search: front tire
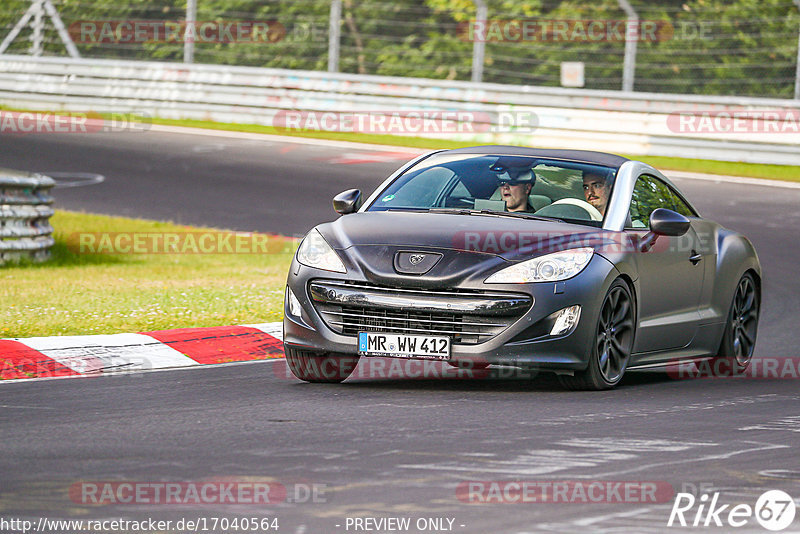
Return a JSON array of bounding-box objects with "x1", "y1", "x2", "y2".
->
[
  {"x1": 711, "y1": 273, "x2": 758, "y2": 376},
  {"x1": 559, "y1": 279, "x2": 635, "y2": 390},
  {"x1": 284, "y1": 346, "x2": 360, "y2": 383}
]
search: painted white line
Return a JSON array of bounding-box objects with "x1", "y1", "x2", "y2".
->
[
  {"x1": 149, "y1": 124, "x2": 800, "y2": 189},
  {"x1": 44, "y1": 171, "x2": 106, "y2": 188},
  {"x1": 0, "y1": 373, "x2": 94, "y2": 386},
  {"x1": 585, "y1": 441, "x2": 789, "y2": 479},
  {"x1": 148, "y1": 124, "x2": 426, "y2": 154},
  {"x1": 20, "y1": 333, "x2": 196, "y2": 374},
  {"x1": 667, "y1": 170, "x2": 800, "y2": 189},
  {"x1": 0, "y1": 354, "x2": 285, "y2": 386},
  {"x1": 0, "y1": 404, "x2": 58, "y2": 409},
  {"x1": 739, "y1": 415, "x2": 800, "y2": 433}
]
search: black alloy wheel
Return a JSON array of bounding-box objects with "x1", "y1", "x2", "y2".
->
[
  {"x1": 559, "y1": 279, "x2": 635, "y2": 390},
  {"x1": 712, "y1": 273, "x2": 758, "y2": 376}
]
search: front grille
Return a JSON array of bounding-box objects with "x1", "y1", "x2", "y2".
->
[{"x1": 309, "y1": 280, "x2": 532, "y2": 345}]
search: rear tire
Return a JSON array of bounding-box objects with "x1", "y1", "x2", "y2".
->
[
  {"x1": 710, "y1": 273, "x2": 758, "y2": 376},
  {"x1": 284, "y1": 346, "x2": 360, "y2": 383},
  {"x1": 559, "y1": 279, "x2": 635, "y2": 391}
]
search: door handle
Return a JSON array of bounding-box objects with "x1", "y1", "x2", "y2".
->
[{"x1": 689, "y1": 250, "x2": 702, "y2": 264}]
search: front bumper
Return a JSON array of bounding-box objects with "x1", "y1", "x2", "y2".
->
[{"x1": 283, "y1": 255, "x2": 619, "y2": 371}]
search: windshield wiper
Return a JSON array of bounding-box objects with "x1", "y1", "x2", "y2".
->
[
  {"x1": 427, "y1": 208, "x2": 476, "y2": 215},
  {"x1": 385, "y1": 207, "x2": 430, "y2": 212},
  {"x1": 475, "y1": 210, "x2": 562, "y2": 222},
  {"x1": 426, "y1": 208, "x2": 562, "y2": 223}
]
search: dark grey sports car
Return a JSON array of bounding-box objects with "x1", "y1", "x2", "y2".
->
[{"x1": 283, "y1": 146, "x2": 761, "y2": 389}]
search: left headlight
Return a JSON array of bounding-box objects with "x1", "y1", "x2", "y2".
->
[
  {"x1": 296, "y1": 229, "x2": 347, "y2": 273},
  {"x1": 485, "y1": 247, "x2": 593, "y2": 284}
]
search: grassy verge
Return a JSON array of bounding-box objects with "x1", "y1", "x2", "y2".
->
[
  {"x1": 2, "y1": 105, "x2": 797, "y2": 181},
  {"x1": 151, "y1": 117, "x2": 800, "y2": 182},
  {"x1": 1, "y1": 211, "x2": 294, "y2": 338}
]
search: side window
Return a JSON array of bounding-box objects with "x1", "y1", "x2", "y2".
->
[
  {"x1": 372, "y1": 166, "x2": 454, "y2": 208},
  {"x1": 628, "y1": 175, "x2": 675, "y2": 229},
  {"x1": 667, "y1": 188, "x2": 697, "y2": 217}
]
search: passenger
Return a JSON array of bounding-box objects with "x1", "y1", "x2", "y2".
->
[{"x1": 582, "y1": 171, "x2": 612, "y2": 216}]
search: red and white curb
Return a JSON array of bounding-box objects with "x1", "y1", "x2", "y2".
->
[{"x1": 0, "y1": 322, "x2": 284, "y2": 382}]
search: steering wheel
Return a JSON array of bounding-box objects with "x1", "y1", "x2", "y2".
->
[{"x1": 549, "y1": 198, "x2": 603, "y2": 221}]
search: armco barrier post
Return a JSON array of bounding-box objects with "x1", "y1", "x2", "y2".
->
[{"x1": 0, "y1": 168, "x2": 55, "y2": 265}]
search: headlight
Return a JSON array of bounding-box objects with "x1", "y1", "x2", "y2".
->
[
  {"x1": 485, "y1": 247, "x2": 593, "y2": 283},
  {"x1": 296, "y1": 229, "x2": 347, "y2": 273}
]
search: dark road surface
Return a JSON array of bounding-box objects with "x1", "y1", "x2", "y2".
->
[{"x1": 1, "y1": 127, "x2": 799, "y2": 533}]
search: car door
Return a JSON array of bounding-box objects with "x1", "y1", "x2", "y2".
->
[{"x1": 626, "y1": 174, "x2": 705, "y2": 353}]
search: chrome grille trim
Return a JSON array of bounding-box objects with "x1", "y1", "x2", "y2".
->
[
  {"x1": 327, "y1": 321, "x2": 491, "y2": 337},
  {"x1": 322, "y1": 309, "x2": 507, "y2": 328},
  {"x1": 309, "y1": 280, "x2": 532, "y2": 345},
  {"x1": 309, "y1": 280, "x2": 530, "y2": 316}
]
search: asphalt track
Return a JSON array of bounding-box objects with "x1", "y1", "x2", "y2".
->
[{"x1": 1, "y1": 128, "x2": 800, "y2": 533}]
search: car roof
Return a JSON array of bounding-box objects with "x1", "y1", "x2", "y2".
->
[{"x1": 441, "y1": 145, "x2": 630, "y2": 169}]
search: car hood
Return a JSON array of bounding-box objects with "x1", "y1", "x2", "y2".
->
[
  {"x1": 324, "y1": 212, "x2": 610, "y2": 258},
  {"x1": 315, "y1": 212, "x2": 614, "y2": 288}
]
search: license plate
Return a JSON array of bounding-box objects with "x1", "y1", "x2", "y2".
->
[{"x1": 357, "y1": 332, "x2": 450, "y2": 360}]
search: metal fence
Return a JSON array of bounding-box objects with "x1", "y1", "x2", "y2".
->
[
  {"x1": 1, "y1": 55, "x2": 798, "y2": 165},
  {"x1": 1, "y1": 0, "x2": 800, "y2": 99},
  {"x1": 0, "y1": 168, "x2": 55, "y2": 264}
]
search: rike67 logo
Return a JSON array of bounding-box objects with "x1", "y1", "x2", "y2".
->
[{"x1": 668, "y1": 489, "x2": 796, "y2": 531}]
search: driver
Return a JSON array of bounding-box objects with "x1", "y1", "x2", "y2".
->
[
  {"x1": 582, "y1": 170, "x2": 612, "y2": 216},
  {"x1": 498, "y1": 170, "x2": 536, "y2": 212}
]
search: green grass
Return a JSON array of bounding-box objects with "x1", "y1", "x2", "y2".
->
[
  {"x1": 618, "y1": 155, "x2": 800, "y2": 183},
  {"x1": 1, "y1": 211, "x2": 295, "y2": 338}
]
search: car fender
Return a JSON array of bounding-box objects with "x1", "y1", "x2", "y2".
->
[
  {"x1": 583, "y1": 250, "x2": 637, "y2": 322},
  {"x1": 594, "y1": 244, "x2": 639, "y2": 319},
  {"x1": 712, "y1": 229, "x2": 761, "y2": 318}
]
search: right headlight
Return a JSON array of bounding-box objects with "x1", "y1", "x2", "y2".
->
[
  {"x1": 296, "y1": 229, "x2": 347, "y2": 273},
  {"x1": 485, "y1": 247, "x2": 593, "y2": 283}
]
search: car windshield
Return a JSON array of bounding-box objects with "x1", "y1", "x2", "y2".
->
[{"x1": 366, "y1": 153, "x2": 618, "y2": 226}]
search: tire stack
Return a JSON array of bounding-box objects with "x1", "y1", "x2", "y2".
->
[{"x1": 0, "y1": 168, "x2": 55, "y2": 265}]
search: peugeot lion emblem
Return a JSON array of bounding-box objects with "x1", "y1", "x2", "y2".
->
[{"x1": 409, "y1": 254, "x2": 426, "y2": 265}]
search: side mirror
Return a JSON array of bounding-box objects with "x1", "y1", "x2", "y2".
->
[
  {"x1": 333, "y1": 189, "x2": 362, "y2": 215},
  {"x1": 650, "y1": 208, "x2": 690, "y2": 237},
  {"x1": 639, "y1": 208, "x2": 690, "y2": 252}
]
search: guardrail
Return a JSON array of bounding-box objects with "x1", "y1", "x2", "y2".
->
[
  {"x1": 0, "y1": 55, "x2": 798, "y2": 165},
  {"x1": 0, "y1": 168, "x2": 55, "y2": 264}
]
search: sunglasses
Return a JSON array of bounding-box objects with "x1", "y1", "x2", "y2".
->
[{"x1": 497, "y1": 180, "x2": 529, "y2": 187}]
